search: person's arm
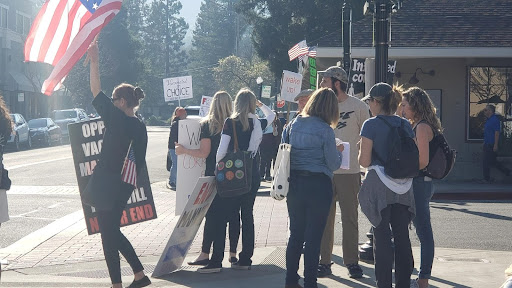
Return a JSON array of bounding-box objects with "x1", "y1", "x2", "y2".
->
[
  {"x1": 494, "y1": 131, "x2": 500, "y2": 152},
  {"x1": 257, "y1": 101, "x2": 275, "y2": 129},
  {"x1": 87, "y1": 41, "x2": 101, "y2": 98},
  {"x1": 216, "y1": 134, "x2": 231, "y2": 163},
  {"x1": 416, "y1": 123, "x2": 432, "y2": 170},
  {"x1": 175, "y1": 138, "x2": 211, "y2": 158},
  {"x1": 358, "y1": 136, "x2": 373, "y2": 168},
  {"x1": 324, "y1": 129, "x2": 343, "y2": 171}
]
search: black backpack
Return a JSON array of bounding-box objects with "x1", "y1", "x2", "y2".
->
[
  {"x1": 416, "y1": 123, "x2": 456, "y2": 179},
  {"x1": 374, "y1": 116, "x2": 419, "y2": 179}
]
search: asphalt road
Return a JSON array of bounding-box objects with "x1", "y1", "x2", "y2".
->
[{"x1": 1, "y1": 126, "x2": 511, "y2": 252}]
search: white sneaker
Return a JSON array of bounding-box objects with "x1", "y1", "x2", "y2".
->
[{"x1": 410, "y1": 279, "x2": 419, "y2": 288}]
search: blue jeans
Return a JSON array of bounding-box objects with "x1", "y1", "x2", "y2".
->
[
  {"x1": 168, "y1": 149, "x2": 177, "y2": 185},
  {"x1": 286, "y1": 171, "x2": 333, "y2": 288},
  {"x1": 412, "y1": 176, "x2": 434, "y2": 279}
]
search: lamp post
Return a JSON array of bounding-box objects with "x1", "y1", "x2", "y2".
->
[{"x1": 256, "y1": 76, "x2": 263, "y2": 100}]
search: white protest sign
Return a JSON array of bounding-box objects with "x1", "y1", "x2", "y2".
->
[
  {"x1": 280, "y1": 70, "x2": 302, "y2": 102},
  {"x1": 199, "y1": 96, "x2": 212, "y2": 117},
  {"x1": 176, "y1": 119, "x2": 205, "y2": 215},
  {"x1": 152, "y1": 177, "x2": 216, "y2": 277},
  {"x1": 261, "y1": 85, "x2": 271, "y2": 98},
  {"x1": 163, "y1": 76, "x2": 193, "y2": 102}
]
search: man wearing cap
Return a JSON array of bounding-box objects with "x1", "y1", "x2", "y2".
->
[
  {"x1": 317, "y1": 66, "x2": 370, "y2": 279},
  {"x1": 295, "y1": 89, "x2": 314, "y2": 114}
]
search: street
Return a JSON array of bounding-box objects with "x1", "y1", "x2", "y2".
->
[{"x1": 1, "y1": 126, "x2": 511, "y2": 253}]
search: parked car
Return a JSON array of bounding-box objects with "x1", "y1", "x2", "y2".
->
[
  {"x1": 7, "y1": 113, "x2": 31, "y2": 150},
  {"x1": 28, "y1": 118, "x2": 62, "y2": 147},
  {"x1": 53, "y1": 108, "x2": 89, "y2": 141}
]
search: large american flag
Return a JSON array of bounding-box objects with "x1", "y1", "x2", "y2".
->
[
  {"x1": 24, "y1": 0, "x2": 123, "y2": 96},
  {"x1": 122, "y1": 143, "x2": 137, "y2": 187}
]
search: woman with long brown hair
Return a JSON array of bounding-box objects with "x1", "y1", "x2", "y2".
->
[
  {"x1": 0, "y1": 95, "x2": 12, "y2": 226},
  {"x1": 401, "y1": 87, "x2": 442, "y2": 288}
]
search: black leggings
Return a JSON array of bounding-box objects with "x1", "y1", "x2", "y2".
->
[
  {"x1": 202, "y1": 194, "x2": 240, "y2": 254},
  {"x1": 97, "y1": 204, "x2": 144, "y2": 284}
]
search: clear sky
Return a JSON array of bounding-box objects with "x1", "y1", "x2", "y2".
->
[{"x1": 179, "y1": 0, "x2": 202, "y2": 47}]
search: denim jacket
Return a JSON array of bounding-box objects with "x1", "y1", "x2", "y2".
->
[{"x1": 282, "y1": 116, "x2": 342, "y2": 178}]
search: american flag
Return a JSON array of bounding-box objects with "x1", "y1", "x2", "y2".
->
[
  {"x1": 24, "y1": 0, "x2": 123, "y2": 96},
  {"x1": 122, "y1": 143, "x2": 137, "y2": 187},
  {"x1": 288, "y1": 40, "x2": 308, "y2": 61},
  {"x1": 307, "y1": 46, "x2": 317, "y2": 58}
]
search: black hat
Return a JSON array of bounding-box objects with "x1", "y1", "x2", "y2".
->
[{"x1": 361, "y1": 82, "x2": 392, "y2": 101}]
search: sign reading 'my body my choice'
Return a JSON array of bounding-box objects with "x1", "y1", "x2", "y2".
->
[
  {"x1": 163, "y1": 76, "x2": 193, "y2": 102},
  {"x1": 69, "y1": 119, "x2": 157, "y2": 235}
]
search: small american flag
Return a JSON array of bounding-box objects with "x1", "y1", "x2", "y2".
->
[
  {"x1": 288, "y1": 40, "x2": 308, "y2": 61},
  {"x1": 121, "y1": 143, "x2": 137, "y2": 187},
  {"x1": 24, "y1": 0, "x2": 123, "y2": 95},
  {"x1": 307, "y1": 46, "x2": 317, "y2": 58}
]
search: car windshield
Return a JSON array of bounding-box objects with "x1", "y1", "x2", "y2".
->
[
  {"x1": 54, "y1": 111, "x2": 77, "y2": 120},
  {"x1": 9, "y1": 114, "x2": 18, "y2": 122},
  {"x1": 28, "y1": 119, "x2": 47, "y2": 128}
]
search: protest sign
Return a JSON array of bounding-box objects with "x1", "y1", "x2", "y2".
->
[
  {"x1": 153, "y1": 177, "x2": 216, "y2": 277},
  {"x1": 176, "y1": 119, "x2": 205, "y2": 215},
  {"x1": 163, "y1": 76, "x2": 193, "y2": 102},
  {"x1": 199, "y1": 96, "x2": 212, "y2": 117},
  {"x1": 69, "y1": 119, "x2": 157, "y2": 235},
  {"x1": 309, "y1": 57, "x2": 317, "y2": 90},
  {"x1": 261, "y1": 85, "x2": 271, "y2": 98},
  {"x1": 280, "y1": 70, "x2": 302, "y2": 102}
]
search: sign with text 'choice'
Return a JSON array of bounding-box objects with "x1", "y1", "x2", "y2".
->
[
  {"x1": 280, "y1": 70, "x2": 302, "y2": 102},
  {"x1": 199, "y1": 96, "x2": 212, "y2": 117},
  {"x1": 176, "y1": 119, "x2": 206, "y2": 215},
  {"x1": 152, "y1": 177, "x2": 216, "y2": 277},
  {"x1": 69, "y1": 119, "x2": 157, "y2": 235},
  {"x1": 163, "y1": 76, "x2": 193, "y2": 102}
]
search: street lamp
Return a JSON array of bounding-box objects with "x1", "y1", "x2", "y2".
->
[{"x1": 256, "y1": 76, "x2": 263, "y2": 100}]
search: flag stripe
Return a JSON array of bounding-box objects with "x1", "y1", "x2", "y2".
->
[
  {"x1": 37, "y1": 0, "x2": 69, "y2": 62},
  {"x1": 52, "y1": 2, "x2": 84, "y2": 65},
  {"x1": 38, "y1": 1, "x2": 121, "y2": 95},
  {"x1": 24, "y1": 0, "x2": 50, "y2": 61},
  {"x1": 27, "y1": 0, "x2": 62, "y2": 61},
  {"x1": 44, "y1": 0, "x2": 79, "y2": 64}
]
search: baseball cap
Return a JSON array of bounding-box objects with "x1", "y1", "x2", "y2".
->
[
  {"x1": 318, "y1": 66, "x2": 348, "y2": 84},
  {"x1": 361, "y1": 82, "x2": 393, "y2": 101},
  {"x1": 293, "y1": 89, "x2": 314, "y2": 102}
]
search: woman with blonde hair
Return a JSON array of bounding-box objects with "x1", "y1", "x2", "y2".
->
[
  {"x1": 200, "y1": 88, "x2": 274, "y2": 273},
  {"x1": 359, "y1": 83, "x2": 415, "y2": 288},
  {"x1": 175, "y1": 91, "x2": 240, "y2": 268},
  {"x1": 401, "y1": 87, "x2": 442, "y2": 288},
  {"x1": 284, "y1": 87, "x2": 344, "y2": 288}
]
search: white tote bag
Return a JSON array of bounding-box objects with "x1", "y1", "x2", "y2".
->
[{"x1": 271, "y1": 143, "x2": 291, "y2": 200}]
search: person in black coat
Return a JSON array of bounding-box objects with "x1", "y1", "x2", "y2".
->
[
  {"x1": 87, "y1": 40, "x2": 151, "y2": 288},
  {"x1": 167, "y1": 107, "x2": 187, "y2": 190}
]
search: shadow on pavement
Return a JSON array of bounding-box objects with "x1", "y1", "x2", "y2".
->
[{"x1": 430, "y1": 205, "x2": 512, "y2": 221}]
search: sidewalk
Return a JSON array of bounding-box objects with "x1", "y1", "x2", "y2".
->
[{"x1": 0, "y1": 181, "x2": 511, "y2": 287}]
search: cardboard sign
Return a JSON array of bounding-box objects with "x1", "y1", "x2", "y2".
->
[
  {"x1": 176, "y1": 119, "x2": 206, "y2": 215},
  {"x1": 152, "y1": 177, "x2": 216, "y2": 277},
  {"x1": 163, "y1": 76, "x2": 193, "y2": 102},
  {"x1": 199, "y1": 96, "x2": 212, "y2": 117},
  {"x1": 69, "y1": 119, "x2": 157, "y2": 235},
  {"x1": 280, "y1": 70, "x2": 302, "y2": 102}
]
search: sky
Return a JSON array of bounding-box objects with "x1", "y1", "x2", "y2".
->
[{"x1": 179, "y1": 0, "x2": 202, "y2": 47}]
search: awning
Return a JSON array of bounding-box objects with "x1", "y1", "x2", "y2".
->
[{"x1": 8, "y1": 71, "x2": 35, "y2": 92}]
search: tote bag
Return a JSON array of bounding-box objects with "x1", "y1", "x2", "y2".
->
[
  {"x1": 216, "y1": 119, "x2": 253, "y2": 198},
  {"x1": 271, "y1": 142, "x2": 291, "y2": 200}
]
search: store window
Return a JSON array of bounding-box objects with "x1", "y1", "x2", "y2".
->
[
  {"x1": 0, "y1": 6, "x2": 8, "y2": 28},
  {"x1": 16, "y1": 12, "x2": 30, "y2": 35},
  {"x1": 468, "y1": 66, "x2": 512, "y2": 155}
]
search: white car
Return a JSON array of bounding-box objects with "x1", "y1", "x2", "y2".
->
[
  {"x1": 7, "y1": 113, "x2": 31, "y2": 150},
  {"x1": 53, "y1": 108, "x2": 90, "y2": 141}
]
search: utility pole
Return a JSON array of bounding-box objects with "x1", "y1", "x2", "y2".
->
[
  {"x1": 374, "y1": 0, "x2": 391, "y2": 83},
  {"x1": 342, "y1": 0, "x2": 352, "y2": 74},
  {"x1": 165, "y1": 0, "x2": 170, "y2": 77}
]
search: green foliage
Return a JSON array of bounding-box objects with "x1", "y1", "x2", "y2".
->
[
  {"x1": 235, "y1": 0, "x2": 365, "y2": 78},
  {"x1": 213, "y1": 55, "x2": 274, "y2": 97}
]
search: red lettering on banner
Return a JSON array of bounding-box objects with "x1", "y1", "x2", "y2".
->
[
  {"x1": 130, "y1": 208, "x2": 137, "y2": 222},
  {"x1": 144, "y1": 204, "x2": 154, "y2": 218},
  {"x1": 194, "y1": 183, "x2": 208, "y2": 205},
  {"x1": 120, "y1": 210, "x2": 128, "y2": 225},
  {"x1": 135, "y1": 206, "x2": 145, "y2": 221},
  {"x1": 89, "y1": 217, "x2": 99, "y2": 233}
]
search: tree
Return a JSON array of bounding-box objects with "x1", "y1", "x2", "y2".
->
[
  {"x1": 235, "y1": 0, "x2": 365, "y2": 78},
  {"x1": 212, "y1": 55, "x2": 274, "y2": 97},
  {"x1": 188, "y1": 0, "x2": 245, "y2": 98}
]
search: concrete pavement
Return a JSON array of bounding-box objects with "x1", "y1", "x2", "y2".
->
[{"x1": 1, "y1": 181, "x2": 511, "y2": 287}]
